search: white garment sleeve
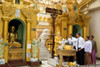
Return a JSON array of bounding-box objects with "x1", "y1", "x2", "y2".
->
[
  {"x1": 89, "y1": 41, "x2": 92, "y2": 53},
  {"x1": 81, "y1": 38, "x2": 85, "y2": 49},
  {"x1": 68, "y1": 38, "x2": 76, "y2": 43}
]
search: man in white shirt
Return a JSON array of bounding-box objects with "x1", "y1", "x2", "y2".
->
[
  {"x1": 67, "y1": 34, "x2": 77, "y2": 62},
  {"x1": 68, "y1": 34, "x2": 77, "y2": 49},
  {"x1": 76, "y1": 33, "x2": 85, "y2": 65}
]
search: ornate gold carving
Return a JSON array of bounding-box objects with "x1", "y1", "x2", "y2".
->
[
  {"x1": 22, "y1": 7, "x2": 39, "y2": 19},
  {"x1": 2, "y1": 3, "x2": 15, "y2": 17},
  {"x1": 79, "y1": 0, "x2": 93, "y2": 8},
  {"x1": 22, "y1": 7, "x2": 34, "y2": 19}
]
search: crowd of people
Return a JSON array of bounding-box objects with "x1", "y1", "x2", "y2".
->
[{"x1": 67, "y1": 33, "x2": 97, "y2": 65}]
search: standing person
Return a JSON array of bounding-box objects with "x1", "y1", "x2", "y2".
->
[
  {"x1": 68, "y1": 34, "x2": 77, "y2": 49},
  {"x1": 90, "y1": 35, "x2": 97, "y2": 64},
  {"x1": 76, "y1": 33, "x2": 85, "y2": 65},
  {"x1": 84, "y1": 36, "x2": 92, "y2": 65},
  {"x1": 67, "y1": 34, "x2": 77, "y2": 62}
]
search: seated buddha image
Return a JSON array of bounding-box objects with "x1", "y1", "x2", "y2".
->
[{"x1": 8, "y1": 26, "x2": 21, "y2": 48}]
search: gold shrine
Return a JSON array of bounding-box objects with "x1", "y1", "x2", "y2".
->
[
  {"x1": 0, "y1": 0, "x2": 39, "y2": 63},
  {"x1": 0, "y1": 0, "x2": 94, "y2": 65},
  {"x1": 46, "y1": 0, "x2": 91, "y2": 55}
]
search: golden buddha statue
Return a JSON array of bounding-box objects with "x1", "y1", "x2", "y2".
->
[
  {"x1": 8, "y1": 26, "x2": 17, "y2": 43},
  {"x1": 8, "y1": 26, "x2": 21, "y2": 48},
  {"x1": 54, "y1": 32, "x2": 62, "y2": 56}
]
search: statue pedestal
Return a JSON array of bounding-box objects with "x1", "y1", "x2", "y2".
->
[
  {"x1": 26, "y1": 61, "x2": 40, "y2": 66},
  {"x1": 8, "y1": 60, "x2": 27, "y2": 67},
  {"x1": 0, "y1": 64, "x2": 8, "y2": 67},
  {"x1": 9, "y1": 48, "x2": 23, "y2": 61}
]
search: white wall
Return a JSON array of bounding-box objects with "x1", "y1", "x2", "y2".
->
[
  {"x1": 89, "y1": 7, "x2": 100, "y2": 58},
  {"x1": 89, "y1": 0, "x2": 100, "y2": 10}
]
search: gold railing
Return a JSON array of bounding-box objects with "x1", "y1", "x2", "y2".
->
[{"x1": 79, "y1": 0, "x2": 95, "y2": 9}]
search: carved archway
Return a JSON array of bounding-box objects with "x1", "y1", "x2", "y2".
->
[
  {"x1": 73, "y1": 24, "x2": 82, "y2": 37},
  {"x1": 8, "y1": 18, "x2": 26, "y2": 61}
]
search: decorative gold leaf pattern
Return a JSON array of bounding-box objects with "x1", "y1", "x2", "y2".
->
[{"x1": 2, "y1": 3, "x2": 15, "y2": 17}]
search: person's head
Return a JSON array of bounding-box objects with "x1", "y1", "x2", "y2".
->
[
  {"x1": 86, "y1": 36, "x2": 90, "y2": 41},
  {"x1": 69, "y1": 34, "x2": 73, "y2": 38},
  {"x1": 90, "y1": 35, "x2": 94, "y2": 40},
  {"x1": 76, "y1": 33, "x2": 81, "y2": 38}
]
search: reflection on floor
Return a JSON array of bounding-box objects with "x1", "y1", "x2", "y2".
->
[
  {"x1": 17, "y1": 60, "x2": 100, "y2": 67},
  {"x1": 18, "y1": 61, "x2": 54, "y2": 67}
]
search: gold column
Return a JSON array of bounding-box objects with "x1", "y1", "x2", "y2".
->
[
  {"x1": 83, "y1": 25, "x2": 87, "y2": 39},
  {"x1": 4, "y1": 45, "x2": 8, "y2": 63},
  {"x1": 2, "y1": 17, "x2": 10, "y2": 63},
  {"x1": 61, "y1": 18, "x2": 67, "y2": 39},
  {"x1": 86, "y1": 23, "x2": 90, "y2": 36},
  {"x1": 26, "y1": 19, "x2": 32, "y2": 61},
  {"x1": 68, "y1": 24, "x2": 73, "y2": 35}
]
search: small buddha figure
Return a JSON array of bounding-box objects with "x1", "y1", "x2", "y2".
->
[
  {"x1": 8, "y1": 26, "x2": 18, "y2": 43},
  {"x1": 54, "y1": 32, "x2": 62, "y2": 56},
  {"x1": 31, "y1": 38, "x2": 40, "y2": 62},
  {"x1": 8, "y1": 26, "x2": 21, "y2": 48},
  {"x1": 0, "y1": 34, "x2": 4, "y2": 59}
]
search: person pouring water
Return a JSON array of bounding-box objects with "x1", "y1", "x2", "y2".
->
[{"x1": 68, "y1": 34, "x2": 77, "y2": 49}]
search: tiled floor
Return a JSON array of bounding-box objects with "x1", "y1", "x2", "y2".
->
[
  {"x1": 18, "y1": 61, "x2": 54, "y2": 67},
  {"x1": 18, "y1": 60, "x2": 100, "y2": 67},
  {"x1": 96, "y1": 60, "x2": 100, "y2": 64}
]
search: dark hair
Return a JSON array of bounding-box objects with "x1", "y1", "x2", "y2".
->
[
  {"x1": 86, "y1": 36, "x2": 90, "y2": 39},
  {"x1": 90, "y1": 35, "x2": 94, "y2": 38},
  {"x1": 76, "y1": 33, "x2": 81, "y2": 36},
  {"x1": 69, "y1": 34, "x2": 73, "y2": 36}
]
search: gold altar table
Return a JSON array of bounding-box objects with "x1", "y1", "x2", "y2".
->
[
  {"x1": 57, "y1": 49, "x2": 76, "y2": 67},
  {"x1": 9, "y1": 48, "x2": 23, "y2": 61}
]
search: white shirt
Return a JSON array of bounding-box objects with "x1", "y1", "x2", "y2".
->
[
  {"x1": 84, "y1": 40, "x2": 92, "y2": 53},
  {"x1": 68, "y1": 37, "x2": 77, "y2": 46},
  {"x1": 76, "y1": 37, "x2": 85, "y2": 51},
  {"x1": 59, "y1": 38, "x2": 67, "y2": 47}
]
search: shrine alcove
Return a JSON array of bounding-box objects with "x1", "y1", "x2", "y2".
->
[
  {"x1": 8, "y1": 18, "x2": 26, "y2": 61},
  {"x1": 73, "y1": 24, "x2": 82, "y2": 37}
]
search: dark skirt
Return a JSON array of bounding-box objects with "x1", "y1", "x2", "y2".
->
[{"x1": 84, "y1": 52, "x2": 92, "y2": 65}]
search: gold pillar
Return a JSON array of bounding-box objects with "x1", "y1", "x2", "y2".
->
[
  {"x1": 83, "y1": 25, "x2": 87, "y2": 39},
  {"x1": 86, "y1": 24, "x2": 90, "y2": 36},
  {"x1": 26, "y1": 19, "x2": 32, "y2": 61},
  {"x1": 61, "y1": 18, "x2": 67, "y2": 39},
  {"x1": 4, "y1": 45, "x2": 8, "y2": 63},
  {"x1": 31, "y1": 13, "x2": 38, "y2": 40},
  {"x1": 2, "y1": 17, "x2": 10, "y2": 63},
  {"x1": 68, "y1": 24, "x2": 73, "y2": 35}
]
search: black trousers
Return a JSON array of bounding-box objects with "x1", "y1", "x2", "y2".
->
[
  {"x1": 76, "y1": 48, "x2": 84, "y2": 65},
  {"x1": 58, "y1": 56, "x2": 74, "y2": 62}
]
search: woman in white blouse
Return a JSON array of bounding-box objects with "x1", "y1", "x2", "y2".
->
[{"x1": 84, "y1": 36, "x2": 92, "y2": 65}]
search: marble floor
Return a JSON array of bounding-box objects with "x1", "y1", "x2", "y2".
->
[
  {"x1": 18, "y1": 61, "x2": 54, "y2": 67},
  {"x1": 18, "y1": 60, "x2": 100, "y2": 67}
]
